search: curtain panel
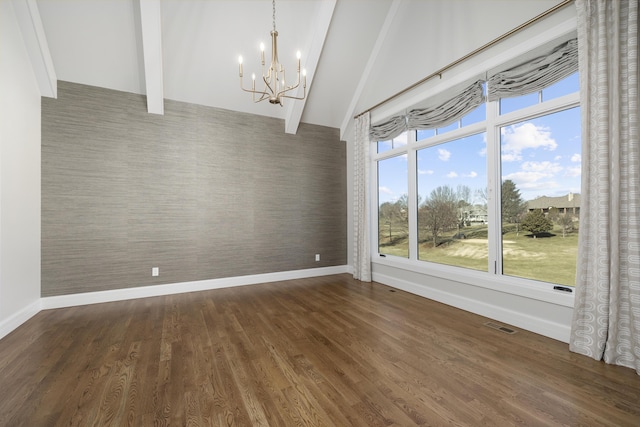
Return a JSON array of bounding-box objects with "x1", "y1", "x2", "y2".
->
[
  {"x1": 369, "y1": 114, "x2": 407, "y2": 142},
  {"x1": 488, "y1": 39, "x2": 579, "y2": 101},
  {"x1": 369, "y1": 80, "x2": 485, "y2": 141},
  {"x1": 353, "y1": 112, "x2": 372, "y2": 282},
  {"x1": 407, "y1": 80, "x2": 485, "y2": 129},
  {"x1": 570, "y1": 0, "x2": 640, "y2": 374}
]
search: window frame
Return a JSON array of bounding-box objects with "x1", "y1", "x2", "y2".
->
[{"x1": 371, "y1": 85, "x2": 579, "y2": 309}]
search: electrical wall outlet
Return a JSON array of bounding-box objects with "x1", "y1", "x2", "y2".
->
[
  {"x1": 315, "y1": 254, "x2": 320, "y2": 262},
  {"x1": 152, "y1": 267, "x2": 159, "y2": 276}
]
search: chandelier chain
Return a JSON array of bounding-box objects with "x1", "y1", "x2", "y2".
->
[{"x1": 272, "y1": 0, "x2": 276, "y2": 32}]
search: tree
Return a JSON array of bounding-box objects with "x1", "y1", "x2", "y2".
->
[
  {"x1": 456, "y1": 185, "x2": 473, "y2": 226},
  {"x1": 556, "y1": 213, "x2": 575, "y2": 238},
  {"x1": 379, "y1": 194, "x2": 409, "y2": 244},
  {"x1": 521, "y1": 210, "x2": 553, "y2": 237},
  {"x1": 419, "y1": 186, "x2": 458, "y2": 247},
  {"x1": 475, "y1": 187, "x2": 488, "y2": 208},
  {"x1": 501, "y1": 180, "x2": 526, "y2": 224}
]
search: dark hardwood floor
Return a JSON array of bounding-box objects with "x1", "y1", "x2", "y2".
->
[{"x1": 0, "y1": 274, "x2": 638, "y2": 426}]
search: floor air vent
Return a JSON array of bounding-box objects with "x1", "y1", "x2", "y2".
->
[{"x1": 484, "y1": 321, "x2": 517, "y2": 334}]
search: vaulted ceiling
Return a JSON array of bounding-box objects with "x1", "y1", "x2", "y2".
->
[{"x1": 19, "y1": 0, "x2": 565, "y2": 138}]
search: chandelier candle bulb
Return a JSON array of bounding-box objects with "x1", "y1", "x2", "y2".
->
[
  {"x1": 260, "y1": 43, "x2": 265, "y2": 65},
  {"x1": 238, "y1": 56, "x2": 243, "y2": 77}
]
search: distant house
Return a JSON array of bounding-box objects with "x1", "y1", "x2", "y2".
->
[
  {"x1": 467, "y1": 206, "x2": 488, "y2": 224},
  {"x1": 527, "y1": 193, "x2": 580, "y2": 215}
]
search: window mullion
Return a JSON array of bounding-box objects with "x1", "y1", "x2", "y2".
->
[
  {"x1": 486, "y1": 100, "x2": 502, "y2": 275},
  {"x1": 407, "y1": 135, "x2": 418, "y2": 261}
]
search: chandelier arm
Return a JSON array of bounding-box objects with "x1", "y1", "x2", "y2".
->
[
  {"x1": 280, "y1": 86, "x2": 306, "y2": 101},
  {"x1": 239, "y1": 83, "x2": 271, "y2": 101}
]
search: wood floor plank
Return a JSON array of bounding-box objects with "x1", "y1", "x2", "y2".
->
[{"x1": 1, "y1": 274, "x2": 639, "y2": 426}]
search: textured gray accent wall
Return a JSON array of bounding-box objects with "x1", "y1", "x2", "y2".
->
[{"x1": 42, "y1": 81, "x2": 346, "y2": 296}]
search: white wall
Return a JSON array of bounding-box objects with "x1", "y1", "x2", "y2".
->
[
  {"x1": 345, "y1": 2, "x2": 577, "y2": 343},
  {"x1": 0, "y1": 0, "x2": 42, "y2": 339}
]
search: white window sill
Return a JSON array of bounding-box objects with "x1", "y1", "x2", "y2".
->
[{"x1": 372, "y1": 254, "x2": 575, "y2": 308}]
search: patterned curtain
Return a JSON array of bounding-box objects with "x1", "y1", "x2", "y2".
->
[
  {"x1": 353, "y1": 112, "x2": 372, "y2": 282},
  {"x1": 570, "y1": 0, "x2": 640, "y2": 374}
]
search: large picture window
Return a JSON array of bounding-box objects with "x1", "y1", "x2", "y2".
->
[{"x1": 372, "y1": 61, "x2": 580, "y2": 293}]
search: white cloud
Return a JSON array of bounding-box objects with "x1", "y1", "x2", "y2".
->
[
  {"x1": 565, "y1": 166, "x2": 581, "y2": 177},
  {"x1": 379, "y1": 186, "x2": 393, "y2": 195},
  {"x1": 438, "y1": 148, "x2": 451, "y2": 161},
  {"x1": 504, "y1": 171, "x2": 550, "y2": 185},
  {"x1": 463, "y1": 171, "x2": 478, "y2": 178},
  {"x1": 521, "y1": 161, "x2": 563, "y2": 174},
  {"x1": 554, "y1": 155, "x2": 562, "y2": 161},
  {"x1": 478, "y1": 147, "x2": 487, "y2": 157},
  {"x1": 446, "y1": 171, "x2": 458, "y2": 178},
  {"x1": 501, "y1": 123, "x2": 557, "y2": 162},
  {"x1": 503, "y1": 161, "x2": 563, "y2": 192},
  {"x1": 571, "y1": 153, "x2": 581, "y2": 162},
  {"x1": 418, "y1": 169, "x2": 434, "y2": 175}
]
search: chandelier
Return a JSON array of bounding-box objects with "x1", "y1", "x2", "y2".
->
[{"x1": 238, "y1": 0, "x2": 306, "y2": 106}]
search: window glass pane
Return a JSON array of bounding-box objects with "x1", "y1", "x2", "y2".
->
[
  {"x1": 500, "y1": 92, "x2": 539, "y2": 115},
  {"x1": 436, "y1": 121, "x2": 459, "y2": 135},
  {"x1": 542, "y1": 72, "x2": 579, "y2": 102},
  {"x1": 377, "y1": 132, "x2": 409, "y2": 153},
  {"x1": 460, "y1": 103, "x2": 486, "y2": 127},
  {"x1": 416, "y1": 129, "x2": 435, "y2": 141},
  {"x1": 377, "y1": 140, "x2": 393, "y2": 154},
  {"x1": 378, "y1": 155, "x2": 409, "y2": 258},
  {"x1": 500, "y1": 107, "x2": 581, "y2": 286},
  {"x1": 417, "y1": 133, "x2": 487, "y2": 271}
]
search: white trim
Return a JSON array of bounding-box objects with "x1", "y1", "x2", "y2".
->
[
  {"x1": 138, "y1": 0, "x2": 164, "y2": 115},
  {"x1": 11, "y1": 0, "x2": 57, "y2": 98},
  {"x1": 0, "y1": 300, "x2": 41, "y2": 340},
  {"x1": 41, "y1": 265, "x2": 349, "y2": 310},
  {"x1": 373, "y1": 271, "x2": 571, "y2": 343}
]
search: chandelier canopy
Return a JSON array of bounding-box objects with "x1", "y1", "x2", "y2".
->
[{"x1": 238, "y1": 0, "x2": 306, "y2": 106}]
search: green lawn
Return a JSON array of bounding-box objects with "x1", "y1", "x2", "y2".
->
[{"x1": 379, "y1": 224, "x2": 578, "y2": 287}]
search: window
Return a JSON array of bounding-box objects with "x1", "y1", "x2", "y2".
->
[
  {"x1": 372, "y1": 68, "x2": 580, "y2": 292},
  {"x1": 417, "y1": 133, "x2": 487, "y2": 271},
  {"x1": 500, "y1": 105, "x2": 581, "y2": 287},
  {"x1": 378, "y1": 154, "x2": 408, "y2": 258}
]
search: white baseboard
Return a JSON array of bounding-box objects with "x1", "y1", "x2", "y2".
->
[
  {"x1": 373, "y1": 272, "x2": 571, "y2": 343},
  {"x1": 41, "y1": 265, "x2": 350, "y2": 310},
  {"x1": 0, "y1": 300, "x2": 41, "y2": 341}
]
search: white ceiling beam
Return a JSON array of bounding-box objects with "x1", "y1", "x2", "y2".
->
[
  {"x1": 284, "y1": 0, "x2": 337, "y2": 135},
  {"x1": 138, "y1": 0, "x2": 164, "y2": 115},
  {"x1": 12, "y1": 0, "x2": 57, "y2": 98},
  {"x1": 339, "y1": 0, "x2": 402, "y2": 140}
]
